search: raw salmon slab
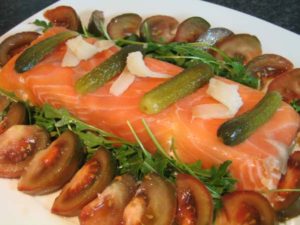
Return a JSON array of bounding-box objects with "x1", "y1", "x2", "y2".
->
[{"x1": 0, "y1": 28, "x2": 299, "y2": 192}]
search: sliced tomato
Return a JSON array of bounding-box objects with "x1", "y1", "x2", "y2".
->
[
  {"x1": 52, "y1": 148, "x2": 115, "y2": 216},
  {"x1": 216, "y1": 191, "x2": 276, "y2": 225},
  {"x1": 80, "y1": 174, "x2": 136, "y2": 225},
  {"x1": 123, "y1": 173, "x2": 177, "y2": 225},
  {"x1": 246, "y1": 54, "x2": 293, "y2": 87},
  {"x1": 87, "y1": 10, "x2": 105, "y2": 37},
  {"x1": 213, "y1": 34, "x2": 262, "y2": 64},
  {"x1": 107, "y1": 13, "x2": 142, "y2": 40},
  {"x1": 176, "y1": 174, "x2": 213, "y2": 225},
  {"x1": 140, "y1": 15, "x2": 178, "y2": 44},
  {"x1": 0, "y1": 102, "x2": 27, "y2": 134},
  {"x1": 18, "y1": 130, "x2": 84, "y2": 195},
  {"x1": 268, "y1": 68, "x2": 300, "y2": 103},
  {"x1": 44, "y1": 6, "x2": 83, "y2": 32},
  {"x1": 272, "y1": 151, "x2": 300, "y2": 212},
  {"x1": 0, "y1": 125, "x2": 50, "y2": 178},
  {"x1": 0, "y1": 32, "x2": 39, "y2": 66},
  {"x1": 175, "y1": 17, "x2": 210, "y2": 43}
]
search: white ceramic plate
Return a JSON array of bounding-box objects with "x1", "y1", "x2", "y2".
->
[{"x1": 0, "y1": 0, "x2": 299, "y2": 224}]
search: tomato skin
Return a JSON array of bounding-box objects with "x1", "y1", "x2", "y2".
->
[
  {"x1": 107, "y1": 13, "x2": 142, "y2": 40},
  {"x1": 0, "y1": 125, "x2": 50, "y2": 178},
  {"x1": 0, "y1": 102, "x2": 27, "y2": 135},
  {"x1": 174, "y1": 17, "x2": 210, "y2": 43},
  {"x1": 18, "y1": 130, "x2": 84, "y2": 195},
  {"x1": 213, "y1": 34, "x2": 262, "y2": 64},
  {"x1": 0, "y1": 32, "x2": 39, "y2": 66},
  {"x1": 52, "y1": 148, "x2": 115, "y2": 216},
  {"x1": 123, "y1": 173, "x2": 177, "y2": 225},
  {"x1": 140, "y1": 15, "x2": 178, "y2": 44},
  {"x1": 271, "y1": 151, "x2": 300, "y2": 212},
  {"x1": 80, "y1": 174, "x2": 136, "y2": 225},
  {"x1": 44, "y1": 5, "x2": 83, "y2": 32},
  {"x1": 176, "y1": 174, "x2": 213, "y2": 225},
  {"x1": 215, "y1": 191, "x2": 276, "y2": 225},
  {"x1": 268, "y1": 68, "x2": 300, "y2": 103}
]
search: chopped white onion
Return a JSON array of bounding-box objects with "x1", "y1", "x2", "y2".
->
[
  {"x1": 127, "y1": 51, "x2": 171, "y2": 78},
  {"x1": 66, "y1": 36, "x2": 99, "y2": 60},
  {"x1": 206, "y1": 78, "x2": 243, "y2": 115},
  {"x1": 61, "y1": 48, "x2": 80, "y2": 67},
  {"x1": 110, "y1": 69, "x2": 136, "y2": 96},
  {"x1": 193, "y1": 78, "x2": 243, "y2": 119},
  {"x1": 94, "y1": 40, "x2": 116, "y2": 52}
]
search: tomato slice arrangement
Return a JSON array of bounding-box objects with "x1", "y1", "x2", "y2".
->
[
  {"x1": 18, "y1": 130, "x2": 84, "y2": 195},
  {"x1": 123, "y1": 173, "x2": 177, "y2": 225},
  {"x1": 52, "y1": 148, "x2": 115, "y2": 216},
  {"x1": 0, "y1": 3, "x2": 300, "y2": 225},
  {"x1": 80, "y1": 174, "x2": 136, "y2": 225},
  {"x1": 44, "y1": 6, "x2": 83, "y2": 32},
  {"x1": 176, "y1": 174, "x2": 213, "y2": 225},
  {"x1": 0, "y1": 125, "x2": 50, "y2": 178},
  {"x1": 216, "y1": 191, "x2": 276, "y2": 225}
]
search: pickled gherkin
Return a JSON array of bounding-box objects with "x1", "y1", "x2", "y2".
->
[
  {"x1": 75, "y1": 45, "x2": 143, "y2": 94},
  {"x1": 217, "y1": 91, "x2": 282, "y2": 146},
  {"x1": 15, "y1": 31, "x2": 78, "y2": 73},
  {"x1": 140, "y1": 63, "x2": 213, "y2": 114}
]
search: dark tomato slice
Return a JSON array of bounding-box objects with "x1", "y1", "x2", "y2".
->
[
  {"x1": 0, "y1": 125, "x2": 50, "y2": 178},
  {"x1": 0, "y1": 32, "x2": 39, "y2": 66},
  {"x1": 0, "y1": 102, "x2": 27, "y2": 135},
  {"x1": 52, "y1": 148, "x2": 115, "y2": 216},
  {"x1": 87, "y1": 10, "x2": 105, "y2": 37},
  {"x1": 272, "y1": 151, "x2": 300, "y2": 212},
  {"x1": 268, "y1": 68, "x2": 300, "y2": 103},
  {"x1": 140, "y1": 15, "x2": 178, "y2": 44},
  {"x1": 246, "y1": 54, "x2": 293, "y2": 87},
  {"x1": 80, "y1": 174, "x2": 136, "y2": 225},
  {"x1": 0, "y1": 95, "x2": 10, "y2": 118},
  {"x1": 18, "y1": 130, "x2": 84, "y2": 195},
  {"x1": 175, "y1": 17, "x2": 210, "y2": 43},
  {"x1": 123, "y1": 173, "x2": 177, "y2": 225},
  {"x1": 197, "y1": 27, "x2": 233, "y2": 47},
  {"x1": 44, "y1": 6, "x2": 83, "y2": 32},
  {"x1": 213, "y1": 33, "x2": 262, "y2": 64},
  {"x1": 176, "y1": 174, "x2": 213, "y2": 225},
  {"x1": 216, "y1": 191, "x2": 276, "y2": 225},
  {"x1": 107, "y1": 13, "x2": 142, "y2": 40}
]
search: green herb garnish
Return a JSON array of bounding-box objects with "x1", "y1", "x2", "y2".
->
[
  {"x1": 32, "y1": 19, "x2": 53, "y2": 32},
  {"x1": 117, "y1": 39, "x2": 259, "y2": 89},
  {"x1": 291, "y1": 99, "x2": 300, "y2": 113},
  {"x1": 31, "y1": 103, "x2": 235, "y2": 210}
]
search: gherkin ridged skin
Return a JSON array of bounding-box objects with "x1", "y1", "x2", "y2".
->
[
  {"x1": 140, "y1": 63, "x2": 213, "y2": 114},
  {"x1": 15, "y1": 31, "x2": 78, "y2": 73},
  {"x1": 75, "y1": 45, "x2": 143, "y2": 94},
  {"x1": 217, "y1": 91, "x2": 282, "y2": 146}
]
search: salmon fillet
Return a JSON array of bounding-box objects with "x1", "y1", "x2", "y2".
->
[{"x1": 0, "y1": 28, "x2": 299, "y2": 191}]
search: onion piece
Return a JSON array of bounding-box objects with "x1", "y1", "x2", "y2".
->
[
  {"x1": 193, "y1": 78, "x2": 243, "y2": 119},
  {"x1": 61, "y1": 48, "x2": 80, "y2": 67},
  {"x1": 207, "y1": 78, "x2": 243, "y2": 114},
  {"x1": 110, "y1": 68, "x2": 136, "y2": 96},
  {"x1": 127, "y1": 51, "x2": 171, "y2": 78},
  {"x1": 66, "y1": 35, "x2": 99, "y2": 60},
  {"x1": 94, "y1": 40, "x2": 116, "y2": 52}
]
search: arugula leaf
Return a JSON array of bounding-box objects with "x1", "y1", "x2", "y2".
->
[
  {"x1": 32, "y1": 19, "x2": 53, "y2": 32},
  {"x1": 291, "y1": 99, "x2": 300, "y2": 113},
  {"x1": 116, "y1": 40, "x2": 260, "y2": 89}
]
